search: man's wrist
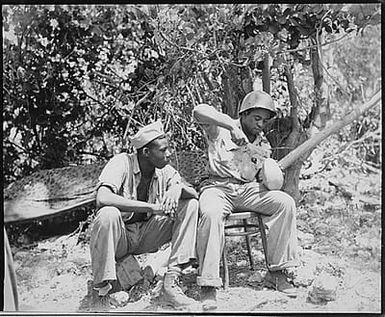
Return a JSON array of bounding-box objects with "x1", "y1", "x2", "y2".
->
[
  {"x1": 148, "y1": 203, "x2": 157, "y2": 214},
  {"x1": 227, "y1": 120, "x2": 239, "y2": 133}
]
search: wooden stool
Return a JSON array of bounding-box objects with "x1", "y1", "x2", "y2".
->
[{"x1": 221, "y1": 212, "x2": 268, "y2": 289}]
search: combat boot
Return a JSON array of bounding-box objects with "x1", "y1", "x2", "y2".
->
[
  {"x1": 264, "y1": 270, "x2": 298, "y2": 298},
  {"x1": 162, "y1": 272, "x2": 196, "y2": 308},
  {"x1": 200, "y1": 286, "x2": 217, "y2": 311}
]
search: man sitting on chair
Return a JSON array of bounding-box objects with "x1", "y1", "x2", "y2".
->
[{"x1": 192, "y1": 90, "x2": 300, "y2": 311}]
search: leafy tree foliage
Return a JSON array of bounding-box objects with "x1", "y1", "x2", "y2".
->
[{"x1": 3, "y1": 5, "x2": 164, "y2": 183}]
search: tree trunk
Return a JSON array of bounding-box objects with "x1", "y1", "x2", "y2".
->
[
  {"x1": 221, "y1": 64, "x2": 253, "y2": 119},
  {"x1": 280, "y1": 66, "x2": 309, "y2": 201},
  {"x1": 310, "y1": 35, "x2": 330, "y2": 129},
  {"x1": 264, "y1": 66, "x2": 309, "y2": 202}
]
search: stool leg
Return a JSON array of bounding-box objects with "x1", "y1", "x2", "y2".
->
[
  {"x1": 257, "y1": 215, "x2": 270, "y2": 270},
  {"x1": 222, "y1": 238, "x2": 229, "y2": 290},
  {"x1": 243, "y1": 219, "x2": 255, "y2": 270}
]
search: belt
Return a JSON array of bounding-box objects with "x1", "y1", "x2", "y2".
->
[{"x1": 206, "y1": 176, "x2": 247, "y2": 185}]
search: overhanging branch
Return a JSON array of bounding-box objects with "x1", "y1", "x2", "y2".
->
[{"x1": 279, "y1": 89, "x2": 381, "y2": 170}]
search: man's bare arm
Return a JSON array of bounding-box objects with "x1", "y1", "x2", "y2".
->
[
  {"x1": 193, "y1": 104, "x2": 236, "y2": 130},
  {"x1": 193, "y1": 104, "x2": 248, "y2": 145},
  {"x1": 96, "y1": 186, "x2": 162, "y2": 214}
]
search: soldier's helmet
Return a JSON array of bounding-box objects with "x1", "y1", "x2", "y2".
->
[{"x1": 239, "y1": 90, "x2": 276, "y2": 117}]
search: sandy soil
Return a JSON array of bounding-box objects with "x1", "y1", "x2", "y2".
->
[{"x1": 11, "y1": 230, "x2": 381, "y2": 314}]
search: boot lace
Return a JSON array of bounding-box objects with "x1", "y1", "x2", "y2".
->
[{"x1": 169, "y1": 277, "x2": 185, "y2": 296}]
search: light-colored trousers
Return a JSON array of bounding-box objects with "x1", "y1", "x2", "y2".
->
[
  {"x1": 90, "y1": 198, "x2": 199, "y2": 285},
  {"x1": 196, "y1": 181, "x2": 300, "y2": 287}
]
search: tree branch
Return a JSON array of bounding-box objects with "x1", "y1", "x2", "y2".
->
[
  {"x1": 77, "y1": 150, "x2": 105, "y2": 158},
  {"x1": 159, "y1": 31, "x2": 198, "y2": 53},
  {"x1": 200, "y1": 71, "x2": 215, "y2": 91},
  {"x1": 193, "y1": 81, "x2": 203, "y2": 104},
  {"x1": 279, "y1": 89, "x2": 381, "y2": 170},
  {"x1": 185, "y1": 83, "x2": 198, "y2": 107},
  {"x1": 277, "y1": 32, "x2": 352, "y2": 55},
  {"x1": 123, "y1": 90, "x2": 152, "y2": 141},
  {"x1": 4, "y1": 139, "x2": 29, "y2": 154}
]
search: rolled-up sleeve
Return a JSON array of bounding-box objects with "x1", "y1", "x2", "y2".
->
[
  {"x1": 164, "y1": 165, "x2": 182, "y2": 189},
  {"x1": 97, "y1": 153, "x2": 129, "y2": 194},
  {"x1": 192, "y1": 104, "x2": 221, "y2": 141}
]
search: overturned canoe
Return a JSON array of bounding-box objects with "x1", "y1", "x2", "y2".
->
[{"x1": 4, "y1": 163, "x2": 105, "y2": 224}]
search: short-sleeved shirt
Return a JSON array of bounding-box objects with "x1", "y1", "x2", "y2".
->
[
  {"x1": 199, "y1": 119, "x2": 271, "y2": 182},
  {"x1": 96, "y1": 152, "x2": 182, "y2": 222}
]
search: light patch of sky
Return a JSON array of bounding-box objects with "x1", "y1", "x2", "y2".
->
[{"x1": 3, "y1": 24, "x2": 18, "y2": 45}]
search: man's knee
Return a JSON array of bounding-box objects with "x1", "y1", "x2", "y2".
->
[
  {"x1": 270, "y1": 190, "x2": 296, "y2": 211},
  {"x1": 184, "y1": 198, "x2": 199, "y2": 213},
  {"x1": 178, "y1": 198, "x2": 199, "y2": 218},
  {"x1": 95, "y1": 206, "x2": 122, "y2": 227},
  {"x1": 199, "y1": 189, "x2": 229, "y2": 222},
  {"x1": 199, "y1": 201, "x2": 227, "y2": 224}
]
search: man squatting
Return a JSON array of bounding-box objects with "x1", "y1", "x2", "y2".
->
[{"x1": 89, "y1": 121, "x2": 199, "y2": 307}]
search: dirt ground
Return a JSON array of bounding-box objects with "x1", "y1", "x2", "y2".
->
[
  {"x1": 11, "y1": 238, "x2": 381, "y2": 313},
  {"x1": 8, "y1": 168, "x2": 382, "y2": 314},
  {"x1": 11, "y1": 233, "x2": 381, "y2": 314}
]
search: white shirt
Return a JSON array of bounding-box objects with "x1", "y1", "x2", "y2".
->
[{"x1": 203, "y1": 119, "x2": 271, "y2": 182}]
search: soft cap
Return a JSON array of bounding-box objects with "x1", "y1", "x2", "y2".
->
[{"x1": 130, "y1": 120, "x2": 165, "y2": 149}]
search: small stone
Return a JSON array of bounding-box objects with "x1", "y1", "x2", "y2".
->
[
  {"x1": 236, "y1": 272, "x2": 248, "y2": 279},
  {"x1": 67, "y1": 249, "x2": 90, "y2": 267},
  {"x1": 14, "y1": 251, "x2": 29, "y2": 261},
  {"x1": 251, "y1": 249, "x2": 265, "y2": 262},
  {"x1": 297, "y1": 246, "x2": 304, "y2": 257},
  {"x1": 116, "y1": 255, "x2": 143, "y2": 290},
  {"x1": 297, "y1": 230, "x2": 315, "y2": 249},
  {"x1": 142, "y1": 265, "x2": 155, "y2": 282},
  {"x1": 248, "y1": 271, "x2": 264, "y2": 283},
  {"x1": 307, "y1": 271, "x2": 338, "y2": 304},
  {"x1": 236, "y1": 260, "x2": 247, "y2": 267},
  {"x1": 109, "y1": 291, "x2": 129, "y2": 307},
  {"x1": 293, "y1": 266, "x2": 315, "y2": 287},
  {"x1": 314, "y1": 223, "x2": 328, "y2": 235},
  {"x1": 357, "y1": 250, "x2": 371, "y2": 260}
]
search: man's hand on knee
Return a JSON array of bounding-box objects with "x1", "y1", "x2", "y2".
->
[
  {"x1": 161, "y1": 185, "x2": 182, "y2": 218},
  {"x1": 149, "y1": 203, "x2": 165, "y2": 216}
]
